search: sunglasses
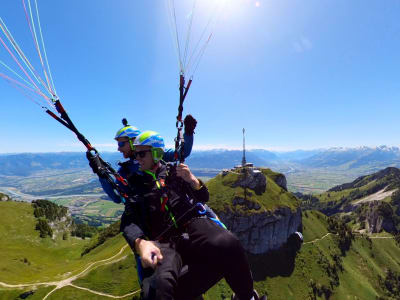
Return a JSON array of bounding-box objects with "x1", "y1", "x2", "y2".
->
[
  {"x1": 134, "y1": 150, "x2": 152, "y2": 158},
  {"x1": 118, "y1": 140, "x2": 129, "y2": 148}
]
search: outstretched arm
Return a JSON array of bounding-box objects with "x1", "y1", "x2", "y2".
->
[
  {"x1": 98, "y1": 177, "x2": 124, "y2": 204},
  {"x1": 163, "y1": 115, "x2": 197, "y2": 162},
  {"x1": 163, "y1": 133, "x2": 193, "y2": 162}
]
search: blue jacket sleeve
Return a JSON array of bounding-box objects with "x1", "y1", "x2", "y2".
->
[
  {"x1": 163, "y1": 133, "x2": 194, "y2": 162},
  {"x1": 99, "y1": 176, "x2": 124, "y2": 204}
]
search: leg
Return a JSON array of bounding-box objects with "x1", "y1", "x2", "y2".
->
[
  {"x1": 120, "y1": 214, "x2": 153, "y2": 284},
  {"x1": 120, "y1": 212, "x2": 138, "y2": 251},
  {"x1": 141, "y1": 243, "x2": 183, "y2": 300},
  {"x1": 178, "y1": 218, "x2": 254, "y2": 300}
]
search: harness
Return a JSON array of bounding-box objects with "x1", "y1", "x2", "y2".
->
[
  {"x1": 143, "y1": 163, "x2": 210, "y2": 242},
  {"x1": 144, "y1": 167, "x2": 178, "y2": 231}
]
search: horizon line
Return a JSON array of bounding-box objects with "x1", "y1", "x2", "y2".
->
[{"x1": 0, "y1": 144, "x2": 399, "y2": 155}]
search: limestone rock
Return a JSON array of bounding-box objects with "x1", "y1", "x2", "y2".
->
[
  {"x1": 219, "y1": 207, "x2": 302, "y2": 254},
  {"x1": 274, "y1": 174, "x2": 287, "y2": 191},
  {"x1": 233, "y1": 169, "x2": 267, "y2": 195},
  {"x1": 232, "y1": 196, "x2": 261, "y2": 211},
  {"x1": 364, "y1": 200, "x2": 395, "y2": 233}
]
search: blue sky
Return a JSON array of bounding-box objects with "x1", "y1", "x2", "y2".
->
[{"x1": 1, "y1": 0, "x2": 400, "y2": 153}]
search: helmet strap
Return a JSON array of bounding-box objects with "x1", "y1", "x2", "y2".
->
[
  {"x1": 129, "y1": 139, "x2": 135, "y2": 151},
  {"x1": 151, "y1": 148, "x2": 164, "y2": 163}
]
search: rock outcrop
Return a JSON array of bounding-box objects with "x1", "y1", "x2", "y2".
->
[
  {"x1": 0, "y1": 193, "x2": 10, "y2": 201},
  {"x1": 233, "y1": 169, "x2": 267, "y2": 195},
  {"x1": 208, "y1": 167, "x2": 302, "y2": 254},
  {"x1": 219, "y1": 206, "x2": 302, "y2": 254},
  {"x1": 273, "y1": 174, "x2": 287, "y2": 191},
  {"x1": 363, "y1": 200, "x2": 396, "y2": 233}
]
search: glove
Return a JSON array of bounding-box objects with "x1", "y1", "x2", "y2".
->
[
  {"x1": 184, "y1": 114, "x2": 197, "y2": 135},
  {"x1": 86, "y1": 152, "x2": 107, "y2": 178}
]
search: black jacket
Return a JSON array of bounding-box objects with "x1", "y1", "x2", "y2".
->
[{"x1": 124, "y1": 162, "x2": 209, "y2": 242}]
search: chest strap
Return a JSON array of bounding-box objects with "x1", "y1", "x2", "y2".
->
[{"x1": 144, "y1": 170, "x2": 177, "y2": 228}]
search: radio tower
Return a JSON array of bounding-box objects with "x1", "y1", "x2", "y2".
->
[{"x1": 242, "y1": 128, "x2": 246, "y2": 167}]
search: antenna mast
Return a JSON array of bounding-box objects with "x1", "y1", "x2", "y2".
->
[{"x1": 242, "y1": 128, "x2": 246, "y2": 167}]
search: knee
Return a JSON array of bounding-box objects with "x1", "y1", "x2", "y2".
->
[
  {"x1": 208, "y1": 231, "x2": 243, "y2": 254},
  {"x1": 122, "y1": 231, "x2": 135, "y2": 250},
  {"x1": 148, "y1": 271, "x2": 177, "y2": 299}
]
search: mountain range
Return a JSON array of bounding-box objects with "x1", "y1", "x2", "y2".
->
[{"x1": 1, "y1": 145, "x2": 400, "y2": 176}]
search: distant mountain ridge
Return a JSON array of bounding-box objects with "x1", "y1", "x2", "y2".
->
[
  {"x1": 0, "y1": 152, "x2": 121, "y2": 176},
  {"x1": 299, "y1": 145, "x2": 400, "y2": 169},
  {"x1": 328, "y1": 167, "x2": 400, "y2": 192},
  {"x1": 1, "y1": 146, "x2": 400, "y2": 177},
  {"x1": 299, "y1": 167, "x2": 400, "y2": 233}
]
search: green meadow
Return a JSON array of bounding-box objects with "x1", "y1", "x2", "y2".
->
[{"x1": 1, "y1": 199, "x2": 400, "y2": 299}]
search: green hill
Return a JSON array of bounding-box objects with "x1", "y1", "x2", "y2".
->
[
  {"x1": 299, "y1": 167, "x2": 400, "y2": 215},
  {"x1": 205, "y1": 210, "x2": 400, "y2": 300},
  {"x1": 2, "y1": 173, "x2": 400, "y2": 299},
  {"x1": 0, "y1": 200, "x2": 139, "y2": 299},
  {"x1": 207, "y1": 167, "x2": 299, "y2": 214}
]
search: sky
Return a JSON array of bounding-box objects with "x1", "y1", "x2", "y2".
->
[{"x1": 1, "y1": 0, "x2": 400, "y2": 153}]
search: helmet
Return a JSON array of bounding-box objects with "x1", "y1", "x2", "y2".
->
[
  {"x1": 115, "y1": 118, "x2": 141, "y2": 140},
  {"x1": 114, "y1": 125, "x2": 141, "y2": 140},
  {"x1": 133, "y1": 131, "x2": 165, "y2": 163}
]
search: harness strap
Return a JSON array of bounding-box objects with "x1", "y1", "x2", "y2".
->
[
  {"x1": 174, "y1": 74, "x2": 192, "y2": 163},
  {"x1": 144, "y1": 170, "x2": 177, "y2": 228}
]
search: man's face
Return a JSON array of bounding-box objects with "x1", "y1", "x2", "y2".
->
[
  {"x1": 135, "y1": 145, "x2": 155, "y2": 171},
  {"x1": 117, "y1": 138, "x2": 134, "y2": 159}
]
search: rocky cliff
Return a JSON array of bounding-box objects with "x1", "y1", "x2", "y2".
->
[
  {"x1": 0, "y1": 192, "x2": 10, "y2": 201},
  {"x1": 219, "y1": 206, "x2": 302, "y2": 254},
  {"x1": 207, "y1": 167, "x2": 302, "y2": 254},
  {"x1": 358, "y1": 200, "x2": 397, "y2": 233}
]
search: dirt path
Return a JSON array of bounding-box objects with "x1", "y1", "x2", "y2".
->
[
  {"x1": 69, "y1": 284, "x2": 140, "y2": 299},
  {"x1": 303, "y1": 232, "x2": 394, "y2": 246},
  {"x1": 303, "y1": 233, "x2": 333, "y2": 245},
  {"x1": 0, "y1": 244, "x2": 141, "y2": 299}
]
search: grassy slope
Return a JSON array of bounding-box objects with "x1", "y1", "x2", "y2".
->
[
  {"x1": 0, "y1": 201, "x2": 129, "y2": 284},
  {"x1": 302, "y1": 210, "x2": 329, "y2": 242},
  {"x1": 0, "y1": 286, "x2": 54, "y2": 300},
  {"x1": 315, "y1": 168, "x2": 400, "y2": 206},
  {"x1": 2, "y1": 198, "x2": 400, "y2": 299},
  {"x1": 47, "y1": 285, "x2": 140, "y2": 300},
  {"x1": 73, "y1": 254, "x2": 140, "y2": 296},
  {"x1": 207, "y1": 168, "x2": 299, "y2": 214},
  {"x1": 263, "y1": 214, "x2": 400, "y2": 300},
  {"x1": 205, "y1": 210, "x2": 400, "y2": 300}
]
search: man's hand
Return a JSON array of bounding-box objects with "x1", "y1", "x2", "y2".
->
[
  {"x1": 184, "y1": 114, "x2": 197, "y2": 135},
  {"x1": 86, "y1": 152, "x2": 107, "y2": 177},
  {"x1": 135, "y1": 239, "x2": 163, "y2": 269},
  {"x1": 176, "y1": 163, "x2": 201, "y2": 190}
]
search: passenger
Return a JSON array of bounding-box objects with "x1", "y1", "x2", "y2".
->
[{"x1": 125, "y1": 131, "x2": 265, "y2": 300}]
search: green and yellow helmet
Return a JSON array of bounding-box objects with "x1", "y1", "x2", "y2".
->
[
  {"x1": 133, "y1": 131, "x2": 165, "y2": 163},
  {"x1": 114, "y1": 119, "x2": 141, "y2": 150},
  {"x1": 115, "y1": 119, "x2": 141, "y2": 140}
]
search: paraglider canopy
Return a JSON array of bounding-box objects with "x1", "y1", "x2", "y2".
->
[
  {"x1": 166, "y1": 0, "x2": 227, "y2": 78},
  {"x1": 166, "y1": 0, "x2": 228, "y2": 163}
]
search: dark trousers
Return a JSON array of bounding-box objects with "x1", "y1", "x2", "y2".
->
[{"x1": 140, "y1": 218, "x2": 254, "y2": 300}]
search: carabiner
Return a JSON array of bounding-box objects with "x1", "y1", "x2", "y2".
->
[{"x1": 196, "y1": 203, "x2": 207, "y2": 215}]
